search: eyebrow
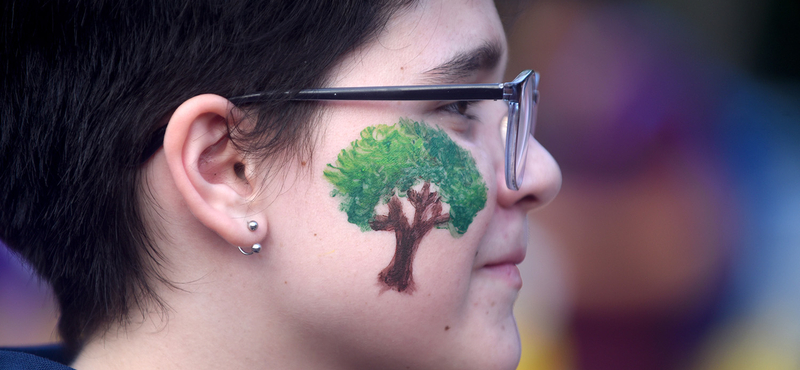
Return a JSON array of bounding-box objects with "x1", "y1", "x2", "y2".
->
[{"x1": 423, "y1": 41, "x2": 504, "y2": 84}]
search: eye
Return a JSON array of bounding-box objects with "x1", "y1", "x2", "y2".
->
[
  {"x1": 439, "y1": 101, "x2": 476, "y2": 119},
  {"x1": 433, "y1": 101, "x2": 481, "y2": 138}
]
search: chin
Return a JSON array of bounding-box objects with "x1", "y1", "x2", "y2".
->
[
  {"x1": 456, "y1": 317, "x2": 523, "y2": 370},
  {"x1": 489, "y1": 327, "x2": 523, "y2": 370},
  {"x1": 465, "y1": 342, "x2": 522, "y2": 370}
]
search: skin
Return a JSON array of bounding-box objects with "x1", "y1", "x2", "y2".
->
[{"x1": 72, "y1": 1, "x2": 561, "y2": 370}]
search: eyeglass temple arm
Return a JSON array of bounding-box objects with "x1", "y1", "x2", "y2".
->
[
  {"x1": 230, "y1": 83, "x2": 507, "y2": 104},
  {"x1": 141, "y1": 83, "x2": 516, "y2": 163}
]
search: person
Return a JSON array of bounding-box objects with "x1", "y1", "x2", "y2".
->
[{"x1": 0, "y1": 0, "x2": 561, "y2": 369}]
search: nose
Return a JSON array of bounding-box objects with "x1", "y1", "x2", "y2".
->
[{"x1": 496, "y1": 138, "x2": 561, "y2": 212}]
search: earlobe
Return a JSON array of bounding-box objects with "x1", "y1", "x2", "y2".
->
[{"x1": 163, "y1": 94, "x2": 266, "y2": 249}]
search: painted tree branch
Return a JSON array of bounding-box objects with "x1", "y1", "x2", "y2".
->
[
  {"x1": 369, "y1": 196, "x2": 408, "y2": 232},
  {"x1": 408, "y1": 182, "x2": 450, "y2": 231}
]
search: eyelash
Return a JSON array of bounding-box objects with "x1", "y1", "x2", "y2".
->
[{"x1": 438, "y1": 101, "x2": 478, "y2": 120}]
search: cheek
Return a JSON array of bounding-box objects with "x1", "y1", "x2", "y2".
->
[
  {"x1": 264, "y1": 201, "x2": 485, "y2": 350},
  {"x1": 409, "y1": 227, "x2": 483, "y2": 289},
  {"x1": 464, "y1": 141, "x2": 502, "y2": 218},
  {"x1": 320, "y1": 119, "x2": 489, "y2": 293},
  {"x1": 460, "y1": 112, "x2": 506, "y2": 193},
  {"x1": 259, "y1": 120, "x2": 517, "y2": 366},
  {"x1": 268, "y1": 117, "x2": 499, "y2": 305}
]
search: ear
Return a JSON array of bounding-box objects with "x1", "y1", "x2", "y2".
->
[{"x1": 163, "y1": 94, "x2": 266, "y2": 248}]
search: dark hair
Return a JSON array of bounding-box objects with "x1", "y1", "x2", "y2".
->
[{"x1": 1, "y1": 0, "x2": 414, "y2": 351}]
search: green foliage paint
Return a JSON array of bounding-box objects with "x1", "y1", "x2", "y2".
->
[{"x1": 324, "y1": 118, "x2": 487, "y2": 293}]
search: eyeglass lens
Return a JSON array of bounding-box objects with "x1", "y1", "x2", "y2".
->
[
  {"x1": 516, "y1": 73, "x2": 537, "y2": 187},
  {"x1": 505, "y1": 71, "x2": 538, "y2": 190}
]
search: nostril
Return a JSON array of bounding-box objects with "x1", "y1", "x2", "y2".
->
[{"x1": 517, "y1": 194, "x2": 538, "y2": 208}]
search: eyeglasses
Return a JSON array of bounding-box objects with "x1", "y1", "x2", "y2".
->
[{"x1": 141, "y1": 70, "x2": 539, "y2": 190}]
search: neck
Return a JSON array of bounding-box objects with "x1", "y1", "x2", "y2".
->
[
  {"x1": 70, "y1": 243, "x2": 301, "y2": 370},
  {"x1": 70, "y1": 282, "x2": 243, "y2": 369}
]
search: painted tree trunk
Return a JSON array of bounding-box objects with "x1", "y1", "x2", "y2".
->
[
  {"x1": 370, "y1": 182, "x2": 450, "y2": 293},
  {"x1": 379, "y1": 228, "x2": 425, "y2": 292}
]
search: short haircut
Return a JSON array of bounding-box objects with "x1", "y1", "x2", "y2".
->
[{"x1": 1, "y1": 0, "x2": 414, "y2": 351}]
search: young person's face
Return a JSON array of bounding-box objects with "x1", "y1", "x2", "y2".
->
[{"x1": 254, "y1": 0, "x2": 560, "y2": 368}]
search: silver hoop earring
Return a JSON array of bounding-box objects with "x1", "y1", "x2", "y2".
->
[
  {"x1": 238, "y1": 243, "x2": 261, "y2": 255},
  {"x1": 239, "y1": 221, "x2": 261, "y2": 255}
]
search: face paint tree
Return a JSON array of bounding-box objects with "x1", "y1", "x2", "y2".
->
[{"x1": 324, "y1": 119, "x2": 487, "y2": 293}]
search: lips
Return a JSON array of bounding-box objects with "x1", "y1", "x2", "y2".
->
[
  {"x1": 481, "y1": 244, "x2": 526, "y2": 267},
  {"x1": 479, "y1": 247, "x2": 526, "y2": 289},
  {"x1": 482, "y1": 263, "x2": 523, "y2": 289}
]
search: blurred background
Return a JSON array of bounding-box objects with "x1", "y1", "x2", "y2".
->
[
  {"x1": 2, "y1": 1, "x2": 799, "y2": 369},
  {"x1": 503, "y1": 0, "x2": 800, "y2": 369}
]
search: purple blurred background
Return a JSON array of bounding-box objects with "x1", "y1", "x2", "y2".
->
[{"x1": 506, "y1": 0, "x2": 800, "y2": 369}]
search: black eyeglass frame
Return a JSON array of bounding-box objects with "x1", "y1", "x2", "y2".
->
[{"x1": 141, "y1": 70, "x2": 539, "y2": 190}]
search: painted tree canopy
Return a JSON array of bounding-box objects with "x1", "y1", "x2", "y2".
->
[{"x1": 324, "y1": 118, "x2": 487, "y2": 292}]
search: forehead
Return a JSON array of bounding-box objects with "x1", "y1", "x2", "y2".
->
[{"x1": 332, "y1": 0, "x2": 508, "y2": 85}]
